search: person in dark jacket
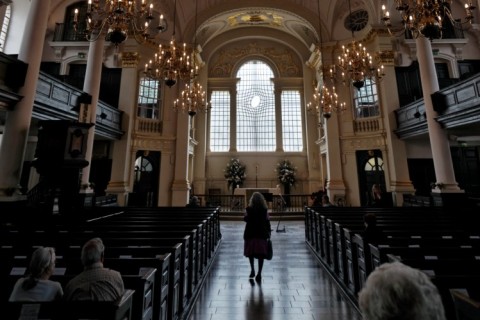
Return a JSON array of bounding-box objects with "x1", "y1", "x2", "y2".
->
[
  {"x1": 362, "y1": 213, "x2": 385, "y2": 245},
  {"x1": 243, "y1": 192, "x2": 271, "y2": 282}
]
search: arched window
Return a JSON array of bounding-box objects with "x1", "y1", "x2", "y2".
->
[
  {"x1": 236, "y1": 60, "x2": 276, "y2": 151},
  {"x1": 209, "y1": 59, "x2": 303, "y2": 152}
]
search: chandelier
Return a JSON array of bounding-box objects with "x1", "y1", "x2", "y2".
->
[
  {"x1": 307, "y1": 0, "x2": 346, "y2": 119},
  {"x1": 337, "y1": 41, "x2": 385, "y2": 89},
  {"x1": 336, "y1": 0, "x2": 385, "y2": 89},
  {"x1": 172, "y1": 0, "x2": 209, "y2": 116},
  {"x1": 381, "y1": 0, "x2": 476, "y2": 40},
  {"x1": 144, "y1": 0, "x2": 194, "y2": 87},
  {"x1": 307, "y1": 83, "x2": 346, "y2": 119},
  {"x1": 174, "y1": 81, "x2": 208, "y2": 116},
  {"x1": 73, "y1": 0, "x2": 168, "y2": 47}
]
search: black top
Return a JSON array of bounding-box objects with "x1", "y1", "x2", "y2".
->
[
  {"x1": 243, "y1": 206, "x2": 271, "y2": 240},
  {"x1": 362, "y1": 225, "x2": 385, "y2": 245}
]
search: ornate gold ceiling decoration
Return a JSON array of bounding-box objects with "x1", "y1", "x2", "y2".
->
[
  {"x1": 210, "y1": 42, "x2": 300, "y2": 77},
  {"x1": 228, "y1": 11, "x2": 283, "y2": 27}
]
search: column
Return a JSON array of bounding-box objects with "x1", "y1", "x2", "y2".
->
[
  {"x1": 79, "y1": 36, "x2": 105, "y2": 192},
  {"x1": 171, "y1": 111, "x2": 190, "y2": 206},
  {"x1": 105, "y1": 52, "x2": 138, "y2": 205},
  {"x1": 192, "y1": 69, "x2": 208, "y2": 195},
  {"x1": 0, "y1": 0, "x2": 50, "y2": 199},
  {"x1": 325, "y1": 109, "x2": 346, "y2": 200},
  {"x1": 158, "y1": 86, "x2": 176, "y2": 206},
  {"x1": 416, "y1": 36, "x2": 461, "y2": 193},
  {"x1": 379, "y1": 56, "x2": 415, "y2": 206}
]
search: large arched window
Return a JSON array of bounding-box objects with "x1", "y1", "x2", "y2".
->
[
  {"x1": 236, "y1": 60, "x2": 275, "y2": 151},
  {"x1": 209, "y1": 59, "x2": 303, "y2": 152}
]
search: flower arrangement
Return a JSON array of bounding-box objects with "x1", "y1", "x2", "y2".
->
[
  {"x1": 276, "y1": 159, "x2": 297, "y2": 187},
  {"x1": 224, "y1": 158, "x2": 246, "y2": 190}
]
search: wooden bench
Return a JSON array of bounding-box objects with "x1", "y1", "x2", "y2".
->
[{"x1": 6, "y1": 289, "x2": 135, "y2": 320}]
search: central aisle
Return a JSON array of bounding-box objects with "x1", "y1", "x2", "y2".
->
[{"x1": 187, "y1": 220, "x2": 362, "y2": 320}]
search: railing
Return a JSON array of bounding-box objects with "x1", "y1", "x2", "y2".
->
[{"x1": 194, "y1": 194, "x2": 313, "y2": 216}]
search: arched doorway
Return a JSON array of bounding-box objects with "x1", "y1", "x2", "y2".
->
[
  {"x1": 357, "y1": 150, "x2": 386, "y2": 206},
  {"x1": 129, "y1": 151, "x2": 160, "y2": 207}
]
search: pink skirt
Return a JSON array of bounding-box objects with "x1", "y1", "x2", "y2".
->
[{"x1": 244, "y1": 238, "x2": 268, "y2": 258}]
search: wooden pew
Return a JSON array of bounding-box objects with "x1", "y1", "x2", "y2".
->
[
  {"x1": 6, "y1": 289, "x2": 135, "y2": 320},
  {"x1": 1, "y1": 261, "x2": 158, "y2": 320},
  {"x1": 450, "y1": 289, "x2": 480, "y2": 320}
]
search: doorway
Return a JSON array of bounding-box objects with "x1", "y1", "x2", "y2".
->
[
  {"x1": 357, "y1": 150, "x2": 387, "y2": 206},
  {"x1": 129, "y1": 150, "x2": 160, "y2": 207}
]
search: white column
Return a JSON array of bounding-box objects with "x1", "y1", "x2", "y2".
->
[
  {"x1": 105, "y1": 54, "x2": 138, "y2": 205},
  {"x1": 171, "y1": 112, "x2": 190, "y2": 206},
  {"x1": 274, "y1": 87, "x2": 283, "y2": 152},
  {"x1": 416, "y1": 36, "x2": 461, "y2": 193},
  {"x1": 0, "y1": 0, "x2": 50, "y2": 199},
  {"x1": 325, "y1": 113, "x2": 346, "y2": 200},
  {"x1": 192, "y1": 70, "x2": 208, "y2": 195},
  {"x1": 80, "y1": 37, "x2": 105, "y2": 191}
]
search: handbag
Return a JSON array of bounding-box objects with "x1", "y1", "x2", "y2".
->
[{"x1": 266, "y1": 238, "x2": 273, "y2": 260}]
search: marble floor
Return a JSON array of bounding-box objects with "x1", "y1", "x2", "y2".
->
[{"x1": 186, "y1": 220, "x2": 363, "y2": 320}]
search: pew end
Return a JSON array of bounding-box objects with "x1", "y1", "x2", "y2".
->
[{"x1": 450, "y1": 289, "x2": 480, "y2": 320}]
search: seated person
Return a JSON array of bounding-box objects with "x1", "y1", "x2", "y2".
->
[
  {"x1": 186, "y1": 196, "x2": 201, "y2": 208},
  {"x1": 359, "y1": 261, "x2": 447, "y2": 320},
  {"x1": 64, "y1": 237, "x2": 124, "y2": 301},
  {"x1": 362, "y1": 213, "x2": 385, "y2": 245},
  {"x1": 322, "y1": 194, "x2": 335, "y2": 207},
  {"x1": 9, "y1": 247, "x2": 63, "y2": 302}
]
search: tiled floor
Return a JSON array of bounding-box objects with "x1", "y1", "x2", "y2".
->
[{"x1": 186, "y1": 220, "x2": 362, "y2": 320}]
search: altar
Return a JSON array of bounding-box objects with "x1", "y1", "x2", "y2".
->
[{"x1": 233, "y1": 187, "x2": 281, "y2": 204}]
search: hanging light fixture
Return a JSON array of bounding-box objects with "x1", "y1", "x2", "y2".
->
[
  {"x1": 307, "y1": 0, "x2": 346, "y2": 119},
  {"x1": 336, "y1": 0, "x2": 385, "y2": 89},
  {"x1": 73, "y1": 0, "x2": 168, "y2": 47},
  {"x1": 307, "y1": 84, "x2": 346, "y2": 119},
  {"x1": 173, "y1": 0, "x2": 209, "y2": 116},
  {"x1": 174, "y1": 81, "x2": 208, "y2": 116},
  {"x1": 381, "y1": 0, "x2": 476, "y2": 40},
  {"x1": 144, "y1": 0, "x2": 194, "y2": 87}
]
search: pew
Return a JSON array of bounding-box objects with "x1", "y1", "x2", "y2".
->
[
  {"x1": 6, "y1": 289, "x2": 135, "y2": 320},
  {"x1": 450, "y1": 289, "x2": 480, "y2": 320}
]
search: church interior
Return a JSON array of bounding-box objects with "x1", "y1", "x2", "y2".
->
[{"x1": 1, "y1": 0, "x2": 480, "y2": 319}]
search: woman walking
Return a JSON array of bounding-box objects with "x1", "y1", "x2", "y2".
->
[{"x1": 243, "y1": 192, "x2": 271, "y2": 281}]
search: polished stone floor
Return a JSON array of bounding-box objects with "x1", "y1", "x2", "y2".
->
[{"x1": 186, "y1": 220, "x2": 362, "y2": 320}]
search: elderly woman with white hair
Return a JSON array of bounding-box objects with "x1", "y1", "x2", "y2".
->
[{"x1": 358, "y1": 261, "x2": 446, "y2": 320}]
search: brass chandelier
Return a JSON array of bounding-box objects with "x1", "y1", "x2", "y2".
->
[
  {"x1": 336, "y1": 0, "x2": 385, "y2": 89},
  {"x1": 173, "y1": 0, "x2": 209, "y2": 116},
  {"x1": 307, "y1": 84, "x2": 346, "y2": 119},
  {"x1": 307, "y1": 0, "x2": 346, "y2": 119},
  {"x1": 381, "y1": 0, "x2": 476, "y2": 40},
  {"x1": 73, "y1": 0, "x2": 168, "y2": 46},
  {"x1": 144, "y1": 0, "x2": 194, "y2": 87},
  {"x1": 174, "y1": 81, "x2": 208, "y2": 116},
  {"x1": 337, "y1": 41, "x2": 385, "y2": 89}
]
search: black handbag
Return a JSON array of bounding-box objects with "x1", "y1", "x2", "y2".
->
[{"x1": 266, "y1": 238, "x2": 273, "y2": 260}]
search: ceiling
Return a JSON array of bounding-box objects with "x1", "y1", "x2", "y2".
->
[{"x1": 49, "y1": 0, "x2": 382, "y2": 51}]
